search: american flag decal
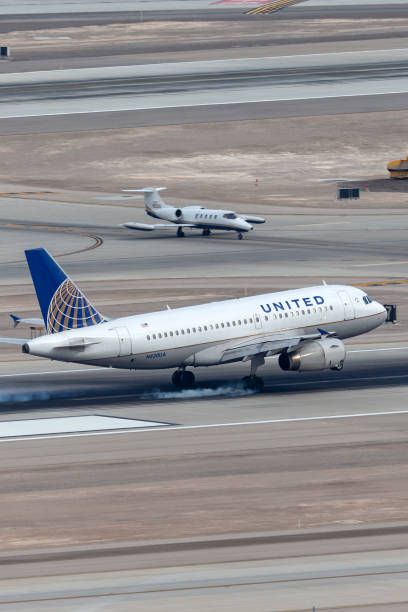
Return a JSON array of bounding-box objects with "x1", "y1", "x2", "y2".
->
[{"x1": 141, "y1": 322, "x2": 148, "y2": 327}]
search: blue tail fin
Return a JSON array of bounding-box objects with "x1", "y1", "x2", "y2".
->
[{"x1": 25, "y1": 248, "x2": 105, "y2": 334}]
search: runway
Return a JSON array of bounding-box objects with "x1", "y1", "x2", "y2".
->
[
  {"x1": 1, "y1": 48, "x2": 408, "y2": 130},
  {"x1": 1, "y1": 346, "x2": 408, "y2": 610}
]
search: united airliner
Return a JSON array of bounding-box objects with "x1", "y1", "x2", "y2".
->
[{"x1": 1, "y1": 249, "x2": 386, "y2": 391}]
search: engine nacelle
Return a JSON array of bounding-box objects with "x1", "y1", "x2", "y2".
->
[
  {"x1": 174, "y1": 209, "x2": 183, "y2": 219},
  {"x1": 278, "y1": 338, "x2": 346, "y2": 372}
]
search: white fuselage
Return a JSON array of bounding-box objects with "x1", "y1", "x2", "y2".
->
[
  {"x1": 24, "y1": 284, "x2": 386, "y2": 370},
  {"x1": 148, "y1": 205, "x2": 253, "y2": 233}
]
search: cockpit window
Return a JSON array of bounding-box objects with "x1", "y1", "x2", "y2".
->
[
  {"x1": 363, "y1": 295, "x2": 373, "y2": 304},
  {"x1": 223, "y1": 213, "x2": 237, "y2": 219}
]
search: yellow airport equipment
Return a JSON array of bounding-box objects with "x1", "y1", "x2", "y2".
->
[{"x1": 387, "y1": 155, "x2": 408, "y2": 179}]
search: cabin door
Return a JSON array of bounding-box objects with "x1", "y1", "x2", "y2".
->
[
  {"x1": 337, "y1": 291, "x2": 355, "y2": 320},
  {"x1": 115, "y1": 327, "x2": 132, "y2": 356}
]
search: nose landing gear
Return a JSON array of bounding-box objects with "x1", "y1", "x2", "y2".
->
[
  {"x1": 238, "y1": 233, "x2": 243, "y2": 240},
  {"x1": 172, "y1": 368, "x2": 195, "y2": 389},
  {"x1": 177, "y1": 227, "x2": 185, "y2": 238}
]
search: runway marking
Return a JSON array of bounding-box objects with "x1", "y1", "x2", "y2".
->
[
  {"x1": 0, "y1": 221, "x2": 103, "y2": 260},
  {"x1": 291, "y1": 221, "x2": 351, "y2": 228},
  {"x1": 0, "y1": 368, "x2": 105, "y2": 378},
  {"x1": 2, "y1": 571, "x2": 408, "y2": 605},
  {"x1": 4, "y1": 89, "x2": 408, "y2": 120},
  {"x1": 0, "y1": 191, "x2": 56, "y2": 196},
  {"x1": 246, "y1": 0, "x2": 306, "y2": 15},
  {"x1": 2, "y1": 408, "x2": 408, "y2": 443},
  {"x1": 0, "y1": 415, "x2": 169, "y2": 438},
  {"x1": 353, "y1": 261, "x2": 408, "y2": 267},
  {"x1": 355, "y1": 279, "x2": 408, "y2": 287},
  {"x1": 349, "y1": 347, "x2": 408, "y2": 353}
]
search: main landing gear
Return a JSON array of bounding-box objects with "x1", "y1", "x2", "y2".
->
[
  {"x1": 172, "y1": 368, "x2": 195, "y2": 389},
  {"x1": 242, "y1": 354, "x2": 265, "y2": 392},
  {"x1": 177, "y1": 227, "x2": 185, "y2": 238},
  {"x1": 237, "y1": 233, "x2": 243, "y2": 240},
  {"x1": 202, "y1": 228, "x2": 211, "y2": 237}
]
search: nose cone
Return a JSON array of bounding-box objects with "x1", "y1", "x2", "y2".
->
[
  {"x1": 377, "y1": 302, "x2": 387, "y2": 323},
  {"x1": 236, "y1": 219, "x2": 252, "y2": 232}
]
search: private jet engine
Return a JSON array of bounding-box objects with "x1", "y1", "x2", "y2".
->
[
  {"x1": 174, "y1": 209, "x2": 183, "y2": 219},
  {"x1": 278, "y1": 338, "x2": 346, "y2": 372}
]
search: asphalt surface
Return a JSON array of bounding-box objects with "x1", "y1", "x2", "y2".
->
[
  {"x1": 1, "y1": 48, "x2": 408, "y2": 132},
  {"x1": 1, "y1": 3, "x2": 408, "y2": 610}
]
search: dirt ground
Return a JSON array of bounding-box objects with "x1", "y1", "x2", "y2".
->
[
  {"x1": 0, "y1": 112, "x2": 407, "y2": 207},
  {"x1": 5, "y1": 17, "x2": 408, "y2": 56}
]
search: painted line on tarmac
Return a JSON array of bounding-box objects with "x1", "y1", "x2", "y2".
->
[
  {"x1": 0, "y1": 221, "x2": 103, "y2": 260},
  {"x1": 349, "y1": 347, "x2": 408, "y2": 353},
  {"x1": 3, "y1": 89, "x2": 408, "y2": 120},
  {"x1": 0, "y1": 368, "x2": 105, "y2": 378},
  {"x1": 2, "y1": 408, "x2": 408, "y2": 443}
]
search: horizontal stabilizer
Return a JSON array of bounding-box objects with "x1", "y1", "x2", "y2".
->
[
  {"x1": 9, "y1": 314, "x2": 44, "y2": 329},
  {"x1": 0, "y1": 337, "x2": 28, "y2": 345}
]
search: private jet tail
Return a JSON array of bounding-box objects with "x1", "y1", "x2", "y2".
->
[
  {"x1": 25, "y1": 248, "x2": 106, "y2": 334},
  {"x1": 121, "y1": 187, "x2": 170, "y2": 213}
]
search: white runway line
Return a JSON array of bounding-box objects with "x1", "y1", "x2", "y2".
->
[
  {"x1": 0, "y1": 368, "x2": 105, "y2": 378},
  {"x1": 0, "y1": 415, "x2": 168, "y2": 438},
  {"x1": 2, "y1": 409, "x2": 408, "y2": 443}
]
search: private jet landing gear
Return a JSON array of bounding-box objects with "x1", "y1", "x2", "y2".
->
[
  {"x1": 177, "y1": 227, "x2": 185, "y2": 238},
  {"x1": 202, "y1": 228, "x2": 211, "y2": 237},
  {"x1": 172, "y1": 368, "x2": 195, "y2": 389},
  {"x1": 242, "y1": 354, "x2": 265, "y2": 392},
  {"x1": 238, "y1": 233, "x2": 243, "y2": 240}
]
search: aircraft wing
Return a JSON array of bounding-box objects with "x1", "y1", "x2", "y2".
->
[
  {"x1": 121, "y1": 222, "x2": 197, "y2": 231},
  {"x1": 220, "y1": 331, "x2": 326, "y2": 363},
  {"x1": 239, "y1": 215, "x2": 265, "y2": 224}
]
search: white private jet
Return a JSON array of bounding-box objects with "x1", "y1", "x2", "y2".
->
[
  {"x1": 121, "y1": 187, "x2": 265, "y2": 240},
  {"x1": 1, "y1": 248, "x2": 387, "y2": 392}
]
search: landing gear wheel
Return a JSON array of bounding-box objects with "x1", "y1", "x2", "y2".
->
[
  {"x1": 180, "y1": 370, "x2": 195, "y2": 388},
  {"x1": 330, "y1": 363, "x2": 344, "y2": 371},
  {"x1": 172, "y1": 369, "x2": 195, "y2": 389},
  {"x1": 238, "y1": 233, "x2": 243, "y2": 240},
  {"x1": 242, "y1": 375, "x2": 264, "y2": 392},
  {"x1": 202, "y1": 228, "x2": 211, "y2": 237},
  {"x1": 172, "y1": 370, "x2": 182, "y2": 388},
  {"x1": 177, "y1": 227, "x2": 185, "y2": 238}
]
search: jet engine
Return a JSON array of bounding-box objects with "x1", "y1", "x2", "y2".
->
[
  {"x1": 278, "y1": 338, "x2": 346, "y2": 372},
  {"x1": 174, "y1": 209, "x2": 183, "y2": 219}
]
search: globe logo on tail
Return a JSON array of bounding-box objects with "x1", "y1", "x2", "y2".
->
[{"x1": 47, "y1": 279, "x2": 105, "y2": 334}]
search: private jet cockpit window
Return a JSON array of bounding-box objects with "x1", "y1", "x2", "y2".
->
[{"x1": 223, "y1": 213, "x2": 237, "y2": 219}]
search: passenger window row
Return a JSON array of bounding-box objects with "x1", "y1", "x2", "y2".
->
[
  {"x1": 195, "y1": 213, "x2": 218, "y2": 220},
  {"x1": 147, "y1": 317, "x2": 254, "y2": 341},
  {"x1": 146, "y1": 305, "x2": 334, "y2": 341}
]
